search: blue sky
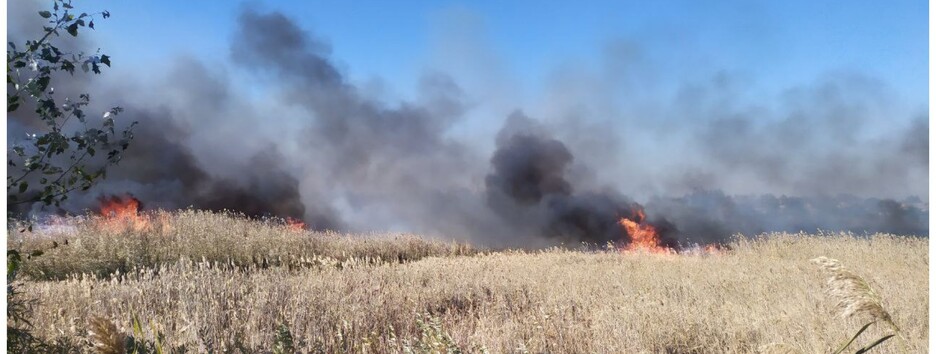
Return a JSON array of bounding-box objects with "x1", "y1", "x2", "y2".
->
[{"x1": 90, "y1": 0, "x2": 927, "y2": 107}]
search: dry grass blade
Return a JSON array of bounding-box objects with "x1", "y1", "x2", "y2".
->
[{"x1": 88, "y1": 316, "x2": 126, "y2": 354}]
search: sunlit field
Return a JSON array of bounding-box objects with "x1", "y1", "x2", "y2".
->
[
  {"x1": 6, "y1": 210, "x2": 926, "y2": 353},
  {"x1": 5, "y1": 0, "x2": 929, "y2": 352}
]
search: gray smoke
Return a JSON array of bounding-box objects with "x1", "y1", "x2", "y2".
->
[
  {"x1": 7, "y1": 4, "x2": 928, "y2": 248},
  {"x1": 483, "y1": 111, "x2": 678, "y2": 246},
  {"x1": 645, "y1": 191, "x2": 927, "y2": 243}
]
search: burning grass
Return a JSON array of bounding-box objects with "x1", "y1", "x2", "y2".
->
[
  {"x1": 618, "y1": 207, "x2": 678, "y2": 254},
  {"x1": 8, "y1": 211, "x2": 928, "y2": 353},
  {"x1": 9, "y1": 210, "x2": 475, "y2": 281}
]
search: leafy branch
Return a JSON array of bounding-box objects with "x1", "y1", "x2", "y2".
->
[{"x1": 7, "y1": 0, "x2": 135, "y2": 210}]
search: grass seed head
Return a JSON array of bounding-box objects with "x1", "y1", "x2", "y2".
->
[
  {"x1": 88, "y1": 316, "x2": 127, "y2": 354},
  {"x1": 810, "y1": 257, "x2": 895, "y2": 327}
]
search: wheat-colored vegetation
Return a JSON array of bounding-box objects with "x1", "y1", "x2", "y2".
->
[
  {"x1": 8, "y1": 211, "x2": 928, "y2": 353},
  {"x1": 9, "y1": 210, "x2": 475, "y2": 281}
]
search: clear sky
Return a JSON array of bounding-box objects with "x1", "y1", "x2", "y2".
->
[{"x1": 89, "y1": 0, "x2": 927, "y2": 107}]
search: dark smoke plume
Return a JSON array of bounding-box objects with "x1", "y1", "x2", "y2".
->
[
  {"x1": 7, "y1": 2, "x2": 927, "y2": 248},
  {"x1": 486, "y1": 114, "x2": 574, "y2": 205},
  {"x1": 483, "y1": 112, "x2": 678, "y2": 246}
]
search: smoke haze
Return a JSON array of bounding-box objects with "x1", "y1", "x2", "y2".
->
[{"x1": 7, "y1": 3, "x2": 928, "y2": 247}]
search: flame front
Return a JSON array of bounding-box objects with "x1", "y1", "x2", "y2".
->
[
  {"x1": 98, "y1": 194, "x2": 149, "y2": 231},
  {"x1": 619, "y1": 208, "x2": 674, "y2": 254},
  {"x1": 285, "y1": 217, "x2": 306, "y2": 231},
  {"x1": 99, "y1": 195, "x2": 141, "y2": 218}
]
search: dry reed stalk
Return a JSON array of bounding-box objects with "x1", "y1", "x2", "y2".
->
[
  {"x1": 811, "y1": 256, "x2": 907, "y2": 352},
  {"x1": 88, "y1": 316, "x2": 126, "y2": 354},
  {"x1": 810, "y1": 257, "x2": 897, "y2": 330}
]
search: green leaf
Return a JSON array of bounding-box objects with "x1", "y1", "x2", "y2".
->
[
  {"x1": 18, "y1": 181, "x2": 27, "y2": 193},
  {"x1": 60, "y1": 59, "x2": 75, "y2": 74},
  {"x1": 833, "y1": 322, "x2": 875, "y2": 354},
  {"x1": 88, "y1": 20, "x2": 94, "y2": 29},
  {"x1": 38, "y1": 11, "x2": 52, "y2": 18},
  {"x1": 273, "y1": 324, "x2": 296, "y2": 354},
  {"x1": 154, "y1": 329, "x2": 165, "y2": 354},
  {"x1": 132, "y1": 314, "x2": 144, "y2": 337},
  {"x1": 8, "y1": 250, "x2": 22, "y2": 280},
  {"x1": 36, "y1": 76, "x2": 51, "y2": 92},
  {"x1": 67, "y1": 23, "x2": 78, "y2": 37},
  {"x1": 100, "y1": 55, "x2": 110, "y2": 67},
  {"x1": 854, "y1": 334, "x2": 896, "y2": 354}
]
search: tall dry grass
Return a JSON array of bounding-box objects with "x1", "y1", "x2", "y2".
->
[
  {"x1": 9, "y1": 212, "x2": 928, "y2": 353},
  {"x1": 8, "y1": 210, "x2": 475, "y2": 280}
]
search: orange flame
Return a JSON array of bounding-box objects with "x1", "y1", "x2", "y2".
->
[
  {"x1": 99, "y1": 195, "x2": 141, "y2": 218},
  {"x1": 285, "y1": 217, "x2": 306, "y2": 231},
  {"x1": 618, "y1": 207, "x2": 725, "y2": 255},
  {"x1": 619, "y1": 208, "x2": 674, "y2": 254},
  {"x1": 703, "y1": 244, "x2": 725, "y2": 254},
  {"x1": 98, "y1": 194, "x2": 149, "y2": 231}
]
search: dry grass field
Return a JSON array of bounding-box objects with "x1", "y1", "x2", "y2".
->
[{"x1": 7, "y1": 211, "x2": 928, "y2": 353}]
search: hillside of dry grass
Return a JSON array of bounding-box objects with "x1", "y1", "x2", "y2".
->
[{"x1": 8, "y1": 211, "x2": 928, "y2": 353}]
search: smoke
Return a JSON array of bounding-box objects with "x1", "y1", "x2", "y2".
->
[
  {"x1": 644, "y1": 191, "x2": 927, "y2": 243},
  {"x1": 682, "y1": 74, "x2": 927, "y2": 198},
  {"x1": 673, "y1": 74, "x2": 926, "y2": 200},
  {"x1": 482, "y1": 111, "x2": 677, "y2": 246},
  {"x1": 486, "y1": 112, "x2": 575, "y2": 205},
  {"x1": 7, "y1": 3, "x2": 928, "y2": 247}
]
